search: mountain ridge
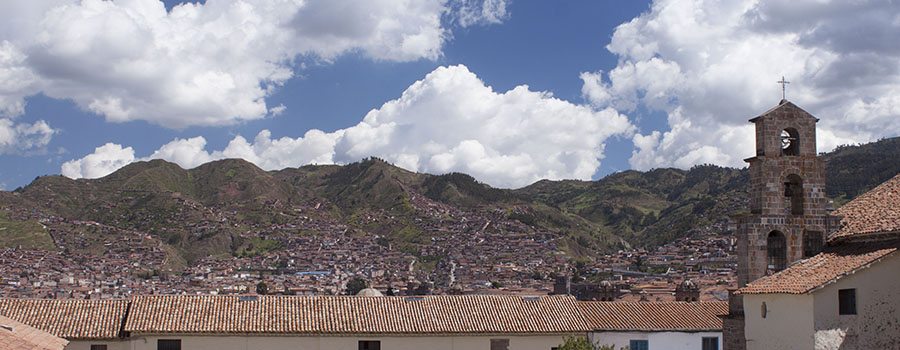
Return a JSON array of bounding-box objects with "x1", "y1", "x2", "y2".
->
[{"x1": 2, "y1": 136, "x2": 899, "y2": 268}]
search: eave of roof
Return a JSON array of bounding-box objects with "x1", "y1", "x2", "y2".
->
[
  {"x1": 0, "y1": 299, "x2": 128, "y2": 340},
  {"x1": 736, "y1": 240, "x2": 900, "y2": 295},
  {"x1": 577, "y1": 301, "x2": 728, "y2": 332},
  {"x1": 829, "y1": 172, "x2": 900, "y2": 242},
  {"x1": 123, "y1": 294, "x2": 593, "y2": 335}
]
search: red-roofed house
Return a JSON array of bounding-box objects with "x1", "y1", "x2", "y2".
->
[
  {"x1": 580, "y1": 301, "x2": 728, "y2": 350},
  {"x1": 0, "y1": 315, "x2": 68, "y2": 350}
]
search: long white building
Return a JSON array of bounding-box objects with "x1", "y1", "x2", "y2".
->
[{"x1": 0, "y1": 294, "x2": 727, "y2": 350}]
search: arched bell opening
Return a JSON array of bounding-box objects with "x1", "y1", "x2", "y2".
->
[
  {"x1": 767, "y1": 230, "x2": 787, "y2": 272},
  {"x1": 781, "y1": 128, "x2": 799, "y2": 156},
  {"x1": 784, "y1": 174, "x2": 804, "y2": 215}
]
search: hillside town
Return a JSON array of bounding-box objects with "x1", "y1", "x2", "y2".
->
[{"x1": 0, "y1": 189, "x2": 739, "y2": 300}]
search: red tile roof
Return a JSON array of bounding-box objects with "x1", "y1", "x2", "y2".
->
[
  {"x1": 736, "y1": 239, "x2": 900, "y2": 295},
  {"x1": 577, "y1": 301, "x2": 727, "y2": 331},
  {"x1": 124, "y1": 294, "x2": 591, "y2": 335},
  {"x1": 0, "y1": 299, "x2": 128, "y2": 340},
  {"x1": 830, "y1": 172, "x2": 900, "y2": 241},
  {"x1": 0, "y1": 315, "x2": 68, "y2": 350}
]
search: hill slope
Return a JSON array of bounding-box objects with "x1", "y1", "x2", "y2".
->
[{"x1": 1, "y1": 137, "x2": 898, "y2": 266}]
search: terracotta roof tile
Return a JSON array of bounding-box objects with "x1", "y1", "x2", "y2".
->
[
  {"x1": 0, "y1": 315, "x2": 68, "y2": 350},
  {"x1": 831, "y1": 173, "x2": 900, "y2": 241},
  {"x1": 124, "y1": 294, "x2": 590, "y2": 335},
  {"x1": 736, "y1": 239, "x2": 900, "y2": 295},
  {"x1": 577, "y1": 301, "x2": 727, "y2": 331},
  {"x1": 0, "y1": 299, "x2": 128, "y2": 340}
]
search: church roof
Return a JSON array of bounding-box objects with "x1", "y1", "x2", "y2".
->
[
  {"x1": 735, "y1": 238, "x2": 900, "y2": 295},
  {"x1": 748, "y1": 99, "x2": 819, "y2": 123},
  {"x1": 578, "y1": 301, "x2": 727, "y2": 331},
  {"x1": 829, "y1": 172, "x2": 900, "y2": 242},
  {"x1": 0, "y1": 315, "x2": 68, "y2": 350}
]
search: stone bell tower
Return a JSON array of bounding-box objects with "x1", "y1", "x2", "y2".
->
[{"x1": 722, "y1": 99, "x2": 841, "y2": 350}]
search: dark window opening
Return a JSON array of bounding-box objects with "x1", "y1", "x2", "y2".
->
[
  {"x1": 629, "y1": 339, "x2": 649, "y2": 350},
  {"x1": 158, "y1": 339, "x2": 181, "y2": 350},
  {"x1": 702, "y1": 337, "x2": 719, "y2": 350},
  {"x1": 839, "y1": 289, "x2": 857, "y2": 315},
  {"x1": 491, "y1": 338, "x2": 510, "y2": 350},
  {"x1": 803, "y1": 231, "x2": 823, "y2": 257},
  {"x1": 359, "y1": 340, "x2": 381, "y2": 350},
  {"x1": 784, "y1": 174, "x2": 804, "y2": 215},
  {"x1": 767, "y1": 231, "x2": 787, "y2": 272},
  {"x1": 781, "y1": 128, "x2": 799, "y2": 156},
  {"x1": 91, "y1": 345, "x2": 108, "y2": 350}
]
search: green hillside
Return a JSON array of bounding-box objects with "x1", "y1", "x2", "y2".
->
[{"x1": 1, "y1": 136, "x2": 898, "y2": 265}]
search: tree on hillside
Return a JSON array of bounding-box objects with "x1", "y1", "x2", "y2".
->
[
  {"x1": 345, "y1": 277, "x2": 367, "y2": 295},
  {"x1": 256, "y1": 281, "x2": 268, "y2": 295}
]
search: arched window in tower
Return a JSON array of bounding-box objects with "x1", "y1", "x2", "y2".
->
[
  {"x1": 803, "y1": 230, "x2": 824, "y2": 257},
  {"x1": 781, "y1": 128, "x2": 799, "y2": 156},
  {"x1": 767, "y1": 231, "x2": 787, "y2": 272},
  {"x1": 784, "y1": 174, "x2": 804, "y2": 215}
]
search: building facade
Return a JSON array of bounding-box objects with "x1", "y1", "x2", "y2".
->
[{"x1": 580, "y1": 301, "x2": 728, "y2": 350}]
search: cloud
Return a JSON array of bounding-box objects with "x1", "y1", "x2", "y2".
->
[
  {"x1": 268, "y1": 104, "x2": 287, "y2": 117},
  {"x1": 0, "y1": 0, "x2": 505, "y2": 129},
  {"x1": 448, "y1": 0, "x2": 510, "y2": 27},
  {"x1": 0, "y1": 118, "x2": 56, "y2": 154},
  {"x1": 61, "y1": 142, "x2": 135, "y2": 179},
  {"x1": 583, "y1": 0, "x2": 900, "y2": 170},
  {"x1": 62, "y1": 65, "x2": 634, "y2": 188},
  {"x1": 332, "y1": 65, "x2": 634, "y2": 188}
]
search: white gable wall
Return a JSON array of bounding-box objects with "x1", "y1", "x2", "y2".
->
[
  {"x1": 743, "y1": 293, "x2": 814, "y2": 350},
  {"x1": 812, "y1": 252, "x2": 900, "y2": 349},
  {"x1": 115, "y1": 334, "x2": 573, "y2": 350},
  {"x1": 588, "y1": 331, "x2": 721, "y2": 350},
  {"x1": 65, "y1": 340, "x2": 129, "y2": 350}
]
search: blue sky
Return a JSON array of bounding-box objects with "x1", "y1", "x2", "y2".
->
[{"x1": 1, "y1": 0, "x2": 898, "y2": 189}]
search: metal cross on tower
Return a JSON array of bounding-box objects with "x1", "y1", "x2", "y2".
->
[{"x1": 778, "y1": 76, "x2": 790, "y2": 100}]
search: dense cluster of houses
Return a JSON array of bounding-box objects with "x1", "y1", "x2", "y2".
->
[{"x1": 1, "y1": 186, "x2": 741, "y2": 300}]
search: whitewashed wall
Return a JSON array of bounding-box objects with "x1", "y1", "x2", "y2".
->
[
  {"x1": 588, "y1": 331, "x2": 721, "y2": 350},
  {"x1": 110, "y1": 334, "x2": 574, "y2": 350},
  {"x1": 65, "y1": 340, "x2": 129, "y2": 350},
  {"x1": 812, "y1": 252, "x2": 900, "y2": 349},
  {"x1": 744, "y1": 293, "x2": 815, "y2": 350}
]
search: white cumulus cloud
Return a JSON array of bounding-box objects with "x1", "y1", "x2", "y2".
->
[
  {"x1": 0, "y1": 0, "x2": 506, "y2": 129},
  {"x1": 62, "y1": 65, "x2": 634, "y2": 188},
  {"x1": 61, "y1": 143, "x2": 136, "y2": 179},
  {"x1": 582, "y1": 0, "x2": 900, "y2": 170},
  {"x1": 0, "y1": 118, "x2": 56, "y2": 155},
  {"x1": 333, "y1": 65, "x2": 634, "y2": 187}
]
